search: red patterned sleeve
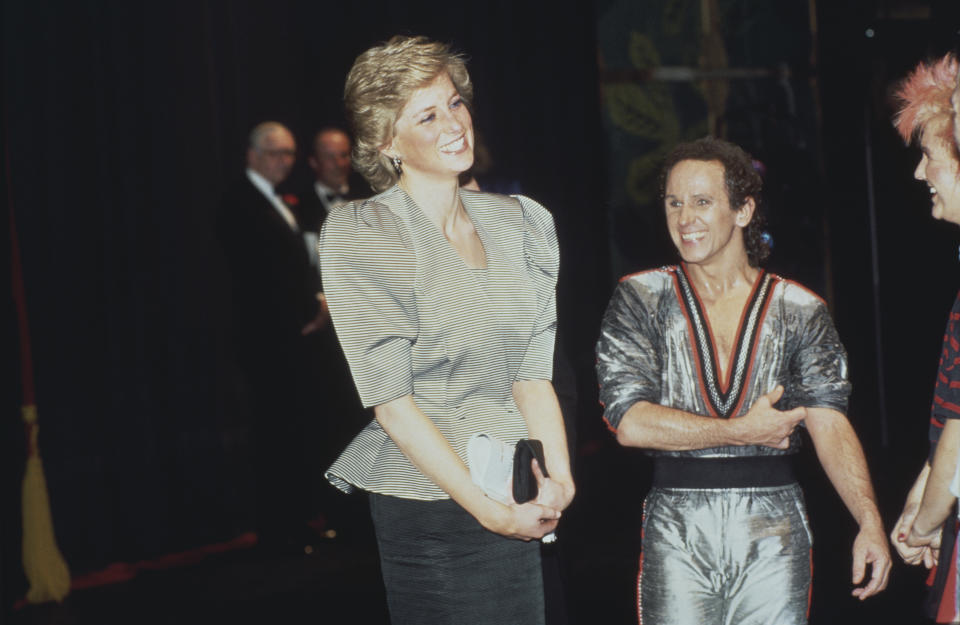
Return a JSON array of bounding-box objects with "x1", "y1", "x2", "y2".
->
[{"x1": 933, "y1": 296, "x2": 960, "y2": 421}]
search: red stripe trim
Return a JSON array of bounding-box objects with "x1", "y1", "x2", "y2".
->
[
  {"x1": 777, "y1": 276, "x2": 827, "y2": 306},
  {"x1": 672, "y1": 271, "x2": 718, "y2": 418},
  {"x1": 602, "y1": 415, "x2": 618, "y2": 434},
  {"x1": 619, "y1": 267, "x2": 669, "y2": 283},
  {"x1": 638, "y1": 502, "x2": 647, "y2": 625},
  {"x1": 807, "y1": 549, "x2": 814, "y2": 619},
  {"x1": 680, "y1": 263, "x2": 730, "y2": 392},
  {"x1": 731, "y1": 275, "x2": 779, "y2": 418},
  {"x1": 637, "y1": 552, "x2": 644, "y2": 625}
]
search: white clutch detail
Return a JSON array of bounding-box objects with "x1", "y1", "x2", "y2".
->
[{"x1": 467, "y1": 433, "x2": 514, "y2": 504}]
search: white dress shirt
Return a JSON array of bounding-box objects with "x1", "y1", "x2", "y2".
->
[
  {"x1": 314, "y1": 181, "x2": 349, "y2": 215},
  {"x1": 246, "y1": 168, "x2": 297, "y2": 230}
]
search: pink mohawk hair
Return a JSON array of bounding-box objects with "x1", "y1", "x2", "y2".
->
[{"x1": 893, "y1": 53, "x2": 959, "y2": 144}]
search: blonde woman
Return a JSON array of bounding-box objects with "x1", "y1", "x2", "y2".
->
[{"x1": 318, "y1": 36, "x2": 575, "y2": 625}]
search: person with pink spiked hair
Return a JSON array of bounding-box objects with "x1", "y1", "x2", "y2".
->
[{"x1": 890, "y1": 52, "x2": 960, "y2": 624}]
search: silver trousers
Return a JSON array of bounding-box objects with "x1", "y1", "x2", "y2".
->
[{"x1": 639, "y1": 484, "x2": 812, "y2": 625}]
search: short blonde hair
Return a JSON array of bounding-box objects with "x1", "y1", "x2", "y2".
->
[{"x1": 344, "y1": 35, "x2": 473, "y2": 192}]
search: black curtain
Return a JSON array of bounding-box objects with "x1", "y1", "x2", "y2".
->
[{"x1": 3, "y1": 0, "x2": 606, "y2": 577}]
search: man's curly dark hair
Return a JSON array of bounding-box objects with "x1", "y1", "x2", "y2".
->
[{"x1": 659, "y1": 136, "x2": 770, "y2": 267}]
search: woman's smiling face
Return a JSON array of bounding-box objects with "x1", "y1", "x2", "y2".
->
[{"x1": 385, "y1": 72, "x2": 474, "y2": 183}]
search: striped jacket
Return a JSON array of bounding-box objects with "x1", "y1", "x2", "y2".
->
[{"x1": 318, "y1": 185, "x2": 559, "y2": 500}]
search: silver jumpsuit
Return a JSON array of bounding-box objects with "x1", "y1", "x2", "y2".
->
[{"x1": 596, "y1": 265, "x2": 851, "y2": 625}]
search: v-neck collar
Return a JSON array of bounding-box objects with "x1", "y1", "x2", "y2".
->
[
  {"x1": 397, "y1": 186, "x2": 489, "y2": 271},
  {"x1": 672, "y1": 263, "x2": 778, "y2": 418}
]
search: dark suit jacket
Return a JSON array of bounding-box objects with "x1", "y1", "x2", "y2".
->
[
  {"x1": 293, "y1": 172, "x2": 372, "y2": 237},
  {"x1": 217, "y1": 176, "x2": 320, "y2": 364}
]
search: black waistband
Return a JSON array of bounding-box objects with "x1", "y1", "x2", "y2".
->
[{"x1": 652, "y1": 455, "x2": 797, "y2": 489}]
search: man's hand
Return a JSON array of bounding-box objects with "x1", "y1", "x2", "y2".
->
[
  {"x1": 803, "y1": 406, "x2": 889, "y2": 599},
  {"x1": 732, "y1": 385, "x2": 806, "y2": 449},
  {"x1": 851, "y1": 522, "x2": 892, "y2": 600}
]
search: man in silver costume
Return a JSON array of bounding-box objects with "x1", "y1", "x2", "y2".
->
[{"x1": 596, "y1": 137, "x2": 891, "y2": 624}]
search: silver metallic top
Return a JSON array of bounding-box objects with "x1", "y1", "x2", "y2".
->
[{"x1": 596, "y1": 265, "x2": 850, "y2": 458}]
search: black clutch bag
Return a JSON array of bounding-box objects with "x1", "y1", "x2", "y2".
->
[{"x1": 512, "y1": 439, "x2": 549, "y2": 504}]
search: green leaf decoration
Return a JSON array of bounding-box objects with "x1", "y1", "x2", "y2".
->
[
  {"x1": 626, "y1": 151, "x2": 668, "y2": 207},
  {"x1": 628, "y1": 32, "x2": 660, "y2": 71},
  {"x1": 606, "y1": 82, "x2": 680, "y2": 141}
]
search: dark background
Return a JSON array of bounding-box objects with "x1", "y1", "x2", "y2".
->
[{"x1": 4, "y1": 0, "x2": 960, "y2": 623}]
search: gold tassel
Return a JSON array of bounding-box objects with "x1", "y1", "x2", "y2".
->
[{"x1": 21, "y1": 404, "x2": 71, "y2": 603}]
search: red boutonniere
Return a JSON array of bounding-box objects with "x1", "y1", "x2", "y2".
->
[{"x1": 281, "y1": 193, "x2": 299, "y2": 207}]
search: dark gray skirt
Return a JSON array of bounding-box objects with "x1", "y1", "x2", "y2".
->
[{"x1": 369, "y1": 493, "x2": 545, "y2": 625}]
